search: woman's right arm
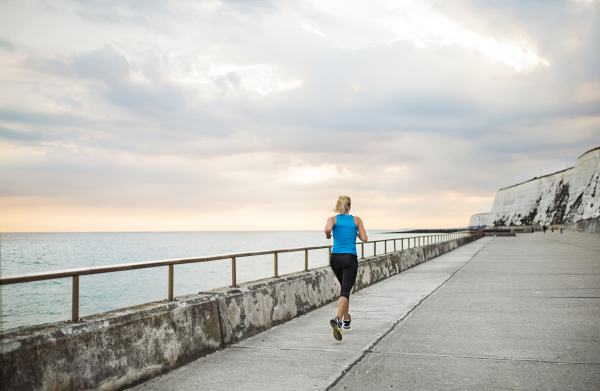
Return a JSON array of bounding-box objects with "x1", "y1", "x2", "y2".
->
[
  {"x1": 355, "y1": 216, "x2": 368, "y2": 242},
  {"x1": 324, "y1": 216, "x2": 335, "y2": 239}
]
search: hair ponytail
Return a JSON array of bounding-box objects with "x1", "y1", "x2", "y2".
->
[{"x1": 333, "y1": 196, "x2": 351, "y2": 214}]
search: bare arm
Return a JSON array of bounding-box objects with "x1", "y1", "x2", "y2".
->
[
  {"x1": 324, "y1": 216, "x2": 336, "y2": 239},
  {"x1": 354, "y1": 216, "x2": 368, "y2": 242}
]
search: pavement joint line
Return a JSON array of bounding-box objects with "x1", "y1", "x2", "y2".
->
[
  {"x1": 458, "y1": 273, "x2": 600, "y2": 276},
  {"x1": 230, "y1": 346, "x2": 358, "y2": 353},
  {"x1": 370, "y1": 351, "x2": 600, "y2": 366},
  {"x1": 324, "y1": 238, "x2": 493, "y2": 391},
  {"x1": 522, "y1": 296, "x2": 600, "y2": 299}
]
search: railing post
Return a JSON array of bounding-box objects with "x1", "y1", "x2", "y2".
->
[
  {"x1": 401, "y1": 238, "x2": 404, "y2": 250},
  {"x1": 329, "y1": 246, "x2": 332, "y2": 264},
  {"x1": 231, "y1": 257, "x2": 237, "y2": 287},
  {"x1": 72, "y1": 275, "x2": 79, "y2": 322},
  {"x1": 274, "y1": 253, "x2": 278, "y2": 277},
  {"x1": 374, "y1": 241, "x2": 376, "y2": 256},
  {"x1": 168, "y1": 264, "x2": 174, "y2": 300},
  {"x1": 361, "y1": 243, "x2": 364, "y2": 259},
  {"x1": 384, "y1": 240, "x2": 387, "y2": 254},
  {"x1": 305, "y1": 249, "x2": 308, "y2": 271},
  {"x1": 394, "y1": 239, "x2": 396, "y2": 252}
]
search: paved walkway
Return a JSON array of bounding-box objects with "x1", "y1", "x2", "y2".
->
[{"x1": 129, "y1": 232, "x2": 600, "y2": 391}]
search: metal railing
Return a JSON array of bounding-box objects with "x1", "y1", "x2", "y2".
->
[{"x1": 0, "y1": 230, "x2": 479, "y2": 322}]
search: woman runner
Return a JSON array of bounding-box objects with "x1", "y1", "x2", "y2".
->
[{"x1": 324, "y1": 195, "x2": 368, "y2": 341}]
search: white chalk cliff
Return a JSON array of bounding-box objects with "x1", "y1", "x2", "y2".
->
[{"x1": 470, "y1": 146, "x2": 600, "y2": 227}]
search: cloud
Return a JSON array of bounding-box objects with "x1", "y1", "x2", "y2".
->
[
  {"x1": 47, "y1": 94, "x2": 83, "y2": 110},
  {"x1": 0, "y1": 36, "x2": 15, "y2": 50},
  {"x1": 72, "y1": 45, "x2": 130, "y2": 83},
  {"x1": 303, "y1": 0, "x2": 549, "y2": 71},
  {"x1": 281, "y1": 163, "x2": 353, "y2": 185},
  {"x1": 0, "y1": 125, "x2": 46, "y2": 142}
]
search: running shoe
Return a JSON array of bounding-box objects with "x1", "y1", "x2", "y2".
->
[
  {"x1": 330, "y1": 317, "x2": 343, "y2": 341},
  {"x1": 343, "y1": 314, "x2": 352, "y2": 329}
]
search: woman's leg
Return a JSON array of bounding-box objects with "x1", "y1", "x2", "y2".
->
[
  {"x1": 330, "y1": 254, "x2": 344, "y2": 320},
  {"x1": 337, "y1": 257, "x2": 357, "y2": 321},
  {"x1": 336, "y1": 296, "x2": 349, "y2": 321}
]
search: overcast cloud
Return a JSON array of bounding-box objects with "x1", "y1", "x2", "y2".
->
[{"x1": 1, "y1": 0, "x2": 599, "y2": 232}]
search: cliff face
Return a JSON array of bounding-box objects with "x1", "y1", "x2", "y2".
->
[
  {"x1": 476, "y1": 147, "x2": 600, "y2": 227},
  {"x1": 469, "y1": 213, "x2": 490, "y2": 227}
]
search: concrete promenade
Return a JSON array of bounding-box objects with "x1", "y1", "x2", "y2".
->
[{"x1": 129, "y1": 233, "x2": 600, "y2": 391}]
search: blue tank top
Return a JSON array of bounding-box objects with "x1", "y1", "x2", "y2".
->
[{"x1": 332, "y1": 214, "x2": 358, "y2": 255}]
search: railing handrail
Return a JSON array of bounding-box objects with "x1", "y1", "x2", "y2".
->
[
  {"x1": 0, "y1": 230, "x2": 481, "y2": 322},
  {"x1": 0, "y1": 230, "x2": 476, "y2": 286},
  {"x1": 0, "y1": 245, "x2": 332, "y2": 285}
]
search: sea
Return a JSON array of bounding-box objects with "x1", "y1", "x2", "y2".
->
[{"x1": 0, "y1": 230, "x2": 426, "y2": 333}]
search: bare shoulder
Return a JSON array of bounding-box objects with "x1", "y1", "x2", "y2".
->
[{"x1": 353, "y1": 215, "x2": 363, "y2": 224}]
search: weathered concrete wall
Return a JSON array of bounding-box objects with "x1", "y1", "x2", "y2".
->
[
  {"x1": 476, "y1": 146, "x2": 600, "y2": 227},
  {"x1": 570, "y1": 217, "x2": 600, "y2": 234},
  {"x1": 1, "y1": 295, "x2": 223, "y2": 391},
  {"x1": 209, "y1": 269, "x2": 340, "y2": 345},
  {"x1": 0, "y1": 233, "x2": 482, "y2": 391}
]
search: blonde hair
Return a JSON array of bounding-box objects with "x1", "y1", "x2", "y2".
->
[{"x1": 333, "y1": 196, "x2": 351, "y2": 214}]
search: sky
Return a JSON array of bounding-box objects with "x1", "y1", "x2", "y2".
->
[{"x1": 0, "y1": 0, "x2": 599, "y2": 232}]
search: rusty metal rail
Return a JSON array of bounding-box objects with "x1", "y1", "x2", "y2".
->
[{"x1": 0, "y1": 230, "x2": 479, "y2": 321}]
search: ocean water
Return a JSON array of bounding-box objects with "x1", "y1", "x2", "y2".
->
[{"x1": 0, "y1": 230, "x2": 427, "y2": 333}]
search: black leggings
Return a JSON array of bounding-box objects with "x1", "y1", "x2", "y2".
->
[{"x1": 330, "y1": 253, "x2": 358, "y2": 300}]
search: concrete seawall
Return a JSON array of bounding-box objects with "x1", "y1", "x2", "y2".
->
[
  {"x1": 572, "y1": 217, "x2": 600, "y2": 234},
  {"x1": 0, "y1": 233, "x2": 482, "y2": 391}
]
